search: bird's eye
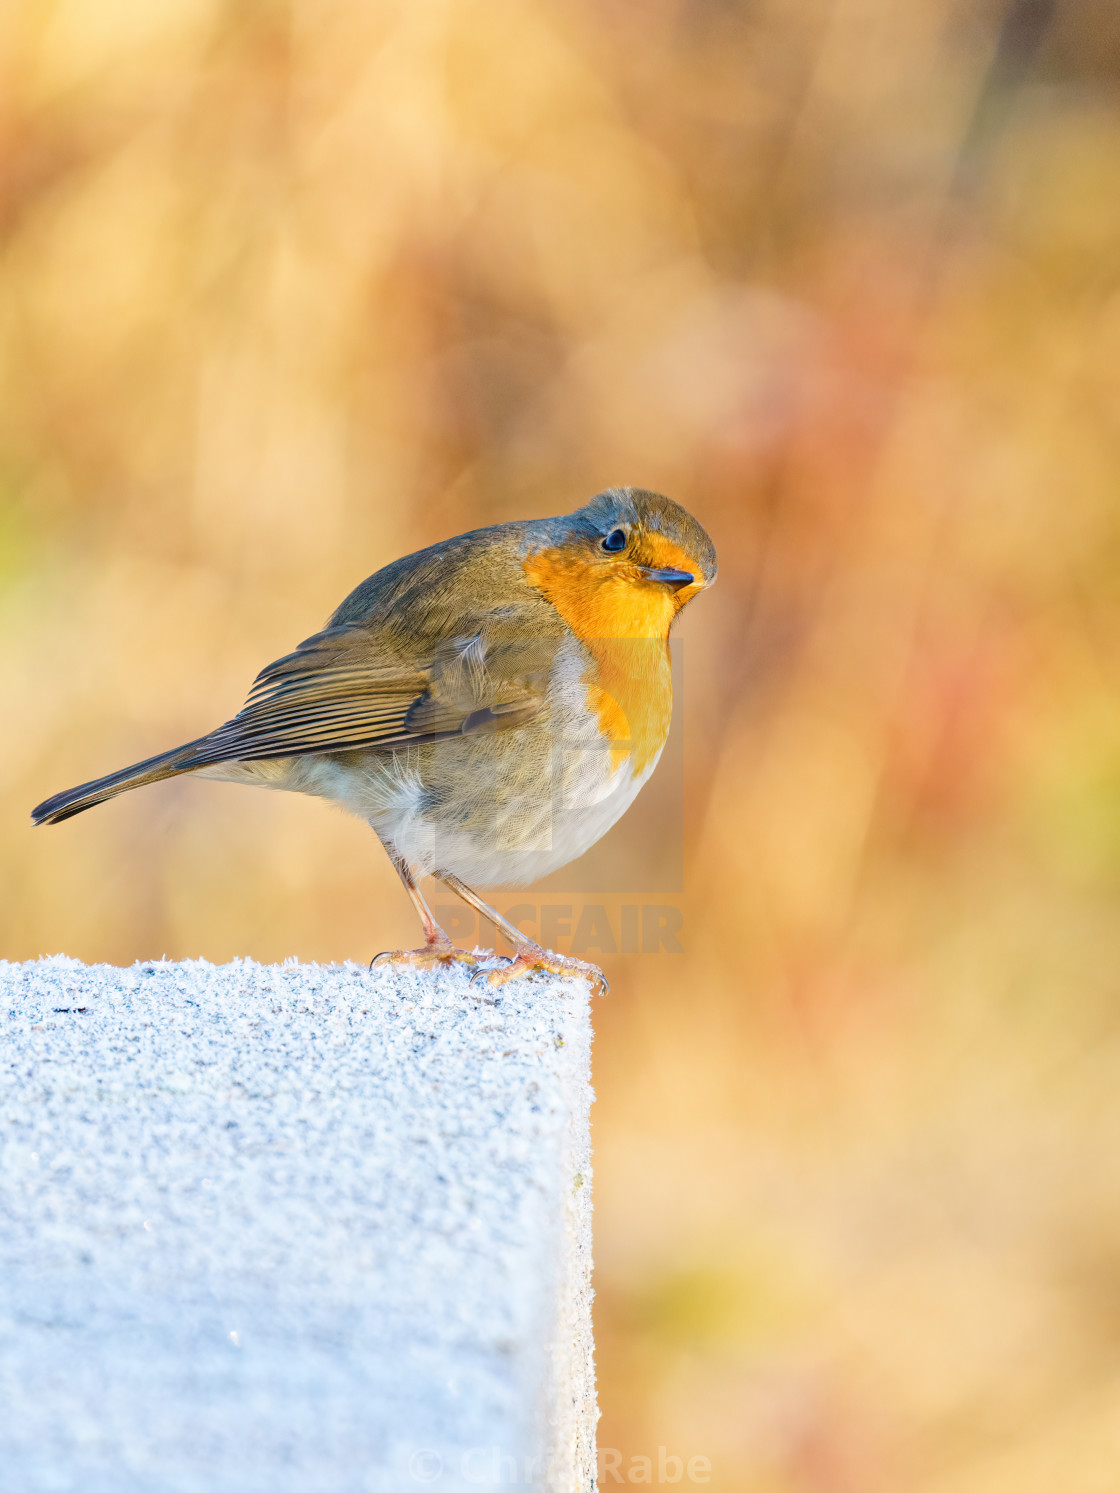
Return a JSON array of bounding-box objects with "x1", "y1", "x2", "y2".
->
[{"x1": 601, "y1": 528, "x2": 627, "y2": 553}]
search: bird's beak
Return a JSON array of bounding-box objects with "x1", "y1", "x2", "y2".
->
[{"x1": 639, "y1": 566, "x2": 695, "y2": 590}]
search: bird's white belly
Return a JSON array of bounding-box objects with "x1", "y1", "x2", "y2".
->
[
  {"x1": 296, "y1": 729, "x2": 660, "y2": 887},
  {"x1": 414, "y1": 747, "x2": 659, "y2": 887},
  {"x1": 223, "y1": 635, "x2": 669, "y2": 888}
]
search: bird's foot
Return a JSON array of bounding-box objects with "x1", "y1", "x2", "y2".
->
[
  {"x1": 473, "y1": 942, "x2": 608, "y2": 997},
  {"x1": 370, "y1": 940, "x2": 484, "y2": 973}
]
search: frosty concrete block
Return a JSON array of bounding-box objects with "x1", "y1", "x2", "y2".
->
[{"x1": 0, "y1": 956, "x2": 596, "y2": 1492}]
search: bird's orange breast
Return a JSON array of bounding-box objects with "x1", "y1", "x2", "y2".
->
[{"x1": 523, "y1": 545, "x2": 683, "y2": 773}]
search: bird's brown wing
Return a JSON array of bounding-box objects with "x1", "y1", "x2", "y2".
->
[{"x1": 177, "y1": 623, "x2": 553, "y2": 769}]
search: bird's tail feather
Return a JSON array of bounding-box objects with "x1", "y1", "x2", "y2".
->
[{"x1": 31, "y1": 738, "x2": 213, "y2": 826}]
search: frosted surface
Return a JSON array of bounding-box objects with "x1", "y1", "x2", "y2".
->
[{"x1": 0, "y1": 957, "x2": 596, "y2": 1492}]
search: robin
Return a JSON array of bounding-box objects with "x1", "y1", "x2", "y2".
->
[{"x1": 32, "y1": 486, "x2": 717, "y2": 991}]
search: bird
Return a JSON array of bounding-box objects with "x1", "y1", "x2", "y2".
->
[{"x1": 32, "y1": 487, "x2": 717, "y2": 992}]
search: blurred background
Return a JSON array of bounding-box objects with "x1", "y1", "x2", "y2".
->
[{"x1": 4, "y1": 0, "x2": 1120, "y2": 1487}]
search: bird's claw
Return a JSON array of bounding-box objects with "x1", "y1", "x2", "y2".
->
[
  {"x1": 369, "y1": 944, "x2": 482, "y2": 973},
  {"x1": 477, "y1": 946, "x2": 608, "y2": 997},
  {"x1": 469, "y1": 956, "x2": 513, "y2": 984}
]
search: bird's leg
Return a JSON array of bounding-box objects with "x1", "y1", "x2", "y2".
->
[
  {"x1": 436, "y1": 871, "x2": 608, "y2": 996},
  {"x1": 371, "y1": 843, "x2": 482, "y2": 970}
]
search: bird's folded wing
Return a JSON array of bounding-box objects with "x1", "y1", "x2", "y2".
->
[{"x1": 176, "y1": 624, "x2": 551, "y2": 768}]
